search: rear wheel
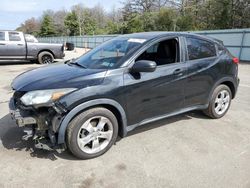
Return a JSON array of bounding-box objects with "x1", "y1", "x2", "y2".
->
[
  {"x1": 66, "y1": 107, "x2": 118, "y2": 159},
  {"x1": 38, "y1": 51, "x2": 54, "y2": 64},
  {"x1": 203, "y1": 84, "x2": 232, "y2": 119}
]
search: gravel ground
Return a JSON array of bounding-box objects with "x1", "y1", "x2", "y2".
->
[{"x1": 0, "y1": 52, "x2": 249, "y2": 188}]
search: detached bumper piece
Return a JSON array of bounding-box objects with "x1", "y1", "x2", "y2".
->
[
  {"x1": 9, "y1": 98, "x2": 37, "y2": 127},
  {"x1": 10, "y1": 109, "x2": 37, "y2": 127}
]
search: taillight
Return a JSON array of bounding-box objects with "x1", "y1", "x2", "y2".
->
[{"x1": 232, "y1": 57, "x2": 239, "y2": 64}]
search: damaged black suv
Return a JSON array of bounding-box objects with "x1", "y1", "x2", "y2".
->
[{"x1": 9, "y1": 32, "x2": 239, "y2": 159}]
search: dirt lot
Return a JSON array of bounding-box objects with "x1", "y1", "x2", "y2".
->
[{"x1": 0, "y1": 51, "x2": 250, "y2": 188}]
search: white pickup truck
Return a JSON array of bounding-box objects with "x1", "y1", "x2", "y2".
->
[{"x1": 0, "y1": 31, "x2": 64, "y2": 64}]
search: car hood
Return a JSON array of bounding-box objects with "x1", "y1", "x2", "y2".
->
[{"x1": 12, "y1": 63, "x2": 107, "y2": 91}]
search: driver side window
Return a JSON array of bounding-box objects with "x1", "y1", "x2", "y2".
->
[{"x1": 136, "y1": 38, "x2": 180, "y2": 66}]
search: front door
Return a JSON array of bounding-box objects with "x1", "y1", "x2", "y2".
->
[{"x1": 124, "y1": 37, "x2": 187, "y2": 126}]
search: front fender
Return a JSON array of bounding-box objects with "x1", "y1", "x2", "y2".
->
[{"x1": 57, "y1": 98, "x2": 127, "y2": 144}]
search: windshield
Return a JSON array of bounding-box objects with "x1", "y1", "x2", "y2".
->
[{"x1": 74, "y1": 37, "x2": 147, "y2": 69}]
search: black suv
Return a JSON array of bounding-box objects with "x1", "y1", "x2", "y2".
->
[{"x1": 9, "y1": 32, "x2": 239, "y2": 159}]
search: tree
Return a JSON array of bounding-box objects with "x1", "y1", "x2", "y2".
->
[
  {"x1": 16, "y1": 0, "x2": 250, "y2": 36},
  {"x1": 92, "y1": 3, "x2": 106, "y2": 30},
  {"x1": 105, "y1": 6, "x2": 123, "y2": 34},
  {"x1": 39, "y1": 14, "x2": 56, "y2": 36},
  {"x1": 176, "y1": 14, "x2": 194, "y2": 31},
  {"x1": 72, "y1": 4, "x2": 86, "y2": 36},
  {"x1": 64, "y1": 11, "x2": 79, "y2": 36},
  {"x1": 155, "y1": 8, "x2": 176, "y2": 31},
  {"x1": 16, "y1": 17, "x2": 41, "y2": 36},
  {"x1": 53, "y1": 10, "x2": 68, "y2": 36},
  {"x1": 82, "y1": 9, "x2": 97, "y2": 35}
]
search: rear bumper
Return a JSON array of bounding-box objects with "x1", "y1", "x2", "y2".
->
[{"x1": 9, "y1": 97, "x2": 36, "y2": 127}]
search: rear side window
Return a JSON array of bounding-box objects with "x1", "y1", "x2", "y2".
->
[
  {"x1": 8, "y1": 32, "x2": 21, "y2": 41},
  {"x1": 186, "y1": 37, "x2": 216, "y2": 60},
  {"x1": 0, "y1": 32, "x2": 5, "y2": 41},
  {"x1": 217, "y1": 44, "x2": 225, "y2": 55}
]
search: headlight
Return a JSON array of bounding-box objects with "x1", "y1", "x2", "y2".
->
[{"x1": 20, "y1": 88, "x2": 76, "y2": 106}]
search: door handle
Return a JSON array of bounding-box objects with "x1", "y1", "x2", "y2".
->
[
  {"x1": 173, "y1": 68, "x2": 184, "y2": 76},
  {"x1": 0, "y1": 43, "x2": 6, "y2": 45},
  {"x1": 17, "y1": 44, "x2": 24, "y2": 46}
]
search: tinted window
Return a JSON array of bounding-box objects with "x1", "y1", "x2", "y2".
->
[
  {"x1": 136, "y1": 38, "x2": 180, "y2": 66},
  {"x1": 217, "y1": 44, "x2": 225, "y2": 54},
  {"x1": 9, "y1": 32, "x2": 21, "y2": 41},
  {"x1": 0, "y1": 32, "x2": 5, "y2": 41},
  {"x1": 186, "y1": 37, "x2": 216, "y2": 60}
]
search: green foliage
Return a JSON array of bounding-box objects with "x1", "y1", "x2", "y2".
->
[
  {"x1": 39, "y1": 14, "x2": 56, "y2": 37},
  {"x1": 82, "y1": 10, "x2": 97, "y2": 35},
  {"x1": 122, "y1": 14, "x2": 144, "y2": 34},
  {"x1": 64, "y1": 11, "x2": 79, "y2": 36},
  {"x1": 105, "y1": 21, "x2": 122, "y2": 34},
  {"x1": 176, "y1": 14, "x2": 194, "y2": 31},
  {"x1": 155, "y1": 9, "x2": 175, "y2": 31},
  {"x1": 209, "y1": 0, "x2": 231, "y2": 29},
  {"x1": 17, "y1": 0, "x2": 250, "y2": 37},
  {"x1": 142, "y1": 12, "x2": 157, "y2": 31}
]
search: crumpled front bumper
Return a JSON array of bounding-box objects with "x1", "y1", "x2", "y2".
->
[{"x1": 9, "y1": 97, "x2": 36, "y2": 127}]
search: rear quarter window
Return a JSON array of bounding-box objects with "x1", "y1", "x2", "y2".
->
[{"x1": 186, "y1": 37, "x2": 216, "y2": 60}]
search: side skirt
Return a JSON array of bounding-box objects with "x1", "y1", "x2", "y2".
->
[{"x1": 126, "y1": 104, "x2": 208, "y2": 133}]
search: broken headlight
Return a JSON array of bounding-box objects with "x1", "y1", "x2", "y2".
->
[{"x1": 20, "y1": 88, "x2": 76, "y2": 106}]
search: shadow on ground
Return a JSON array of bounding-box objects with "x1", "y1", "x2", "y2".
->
[
  {"x1": 0, "y1": 60, "x2": 34, "y2": 65},
  {"x1": 0, "y1": 60, "x2": 63, "y2": 66},
  {"x1": 0, "y1": 114, "x2": 77, "y2": 161},
  {"x1": 0, "y1": 111, "x2": 210, "y2": 161}
]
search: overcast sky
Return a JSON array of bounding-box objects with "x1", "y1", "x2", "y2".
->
[{"x1": 0, "y1": 0, "x2": 121, "y2": 30}]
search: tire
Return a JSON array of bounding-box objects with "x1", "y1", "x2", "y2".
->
[
  {"x1": 203, "y1": 84, "x2": 232, "y2": 119},
  {"x1": 66, "y1": 107, "x2": 118, "y2": 159},
  {"x1": 38, "y1": 51, "x2": 54, "y2": 64}
]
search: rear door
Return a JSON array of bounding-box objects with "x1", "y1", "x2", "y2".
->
[
  {"x1": 0, "y1": 31, "x2": 7, "y2": 57},
  {"x1": 5, "y1": 31, "x2": 26, "y2": 58},
  {"x1": 184, "y1": 37, "x2": 218, "y2": 107}
]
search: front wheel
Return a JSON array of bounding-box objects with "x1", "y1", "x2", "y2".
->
[
  {"x1": 203, "y1": 84, "x2": 232, "y2": 119},
  {"x1": 66, "y1": 107, "x2": 118, "y2": 159}
]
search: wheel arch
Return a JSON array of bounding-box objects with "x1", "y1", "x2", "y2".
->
[
  {"x1": 37, "y1": 49, "x2": 55, "y2": 58},
  {"x1": 57, "y1": 99, "x2": 128, "y2": 144},
  {"x1": 220, "y1": 81, "x2": 236, "y2": 99},
  {"x1": 209, "y1": 77, "x2": 238, "y2": 101}
]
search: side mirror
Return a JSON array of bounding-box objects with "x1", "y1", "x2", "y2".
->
[{"x1": 131, "y1": 60, "x2": 157, "y2": 73}]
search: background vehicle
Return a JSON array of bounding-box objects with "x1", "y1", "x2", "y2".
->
[
  {"x1": 9, "y1": 32, "x2": 239, "y2": 159},
  {"x1": 0, "y1": 31, "x2": 64, "y2": 64}
]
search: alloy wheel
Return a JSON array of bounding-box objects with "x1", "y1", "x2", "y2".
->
[
  {"x1": 77, "y1": 116, "x2": 113, "y2": 154},
  {"x1": 42, "y1": 55, "x2": 53, "y2": 64},
  {"x1": 214, "y1": 89, "x2": 230, "y2": 115}
]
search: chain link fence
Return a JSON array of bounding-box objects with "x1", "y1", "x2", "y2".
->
[{"x1": 38, "y1": 35, "x2": 118, "y2": 49}]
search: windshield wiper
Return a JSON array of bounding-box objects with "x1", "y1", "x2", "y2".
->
[{"x1": 68, "y1": 61, "x2": 87, "y2": 69}]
